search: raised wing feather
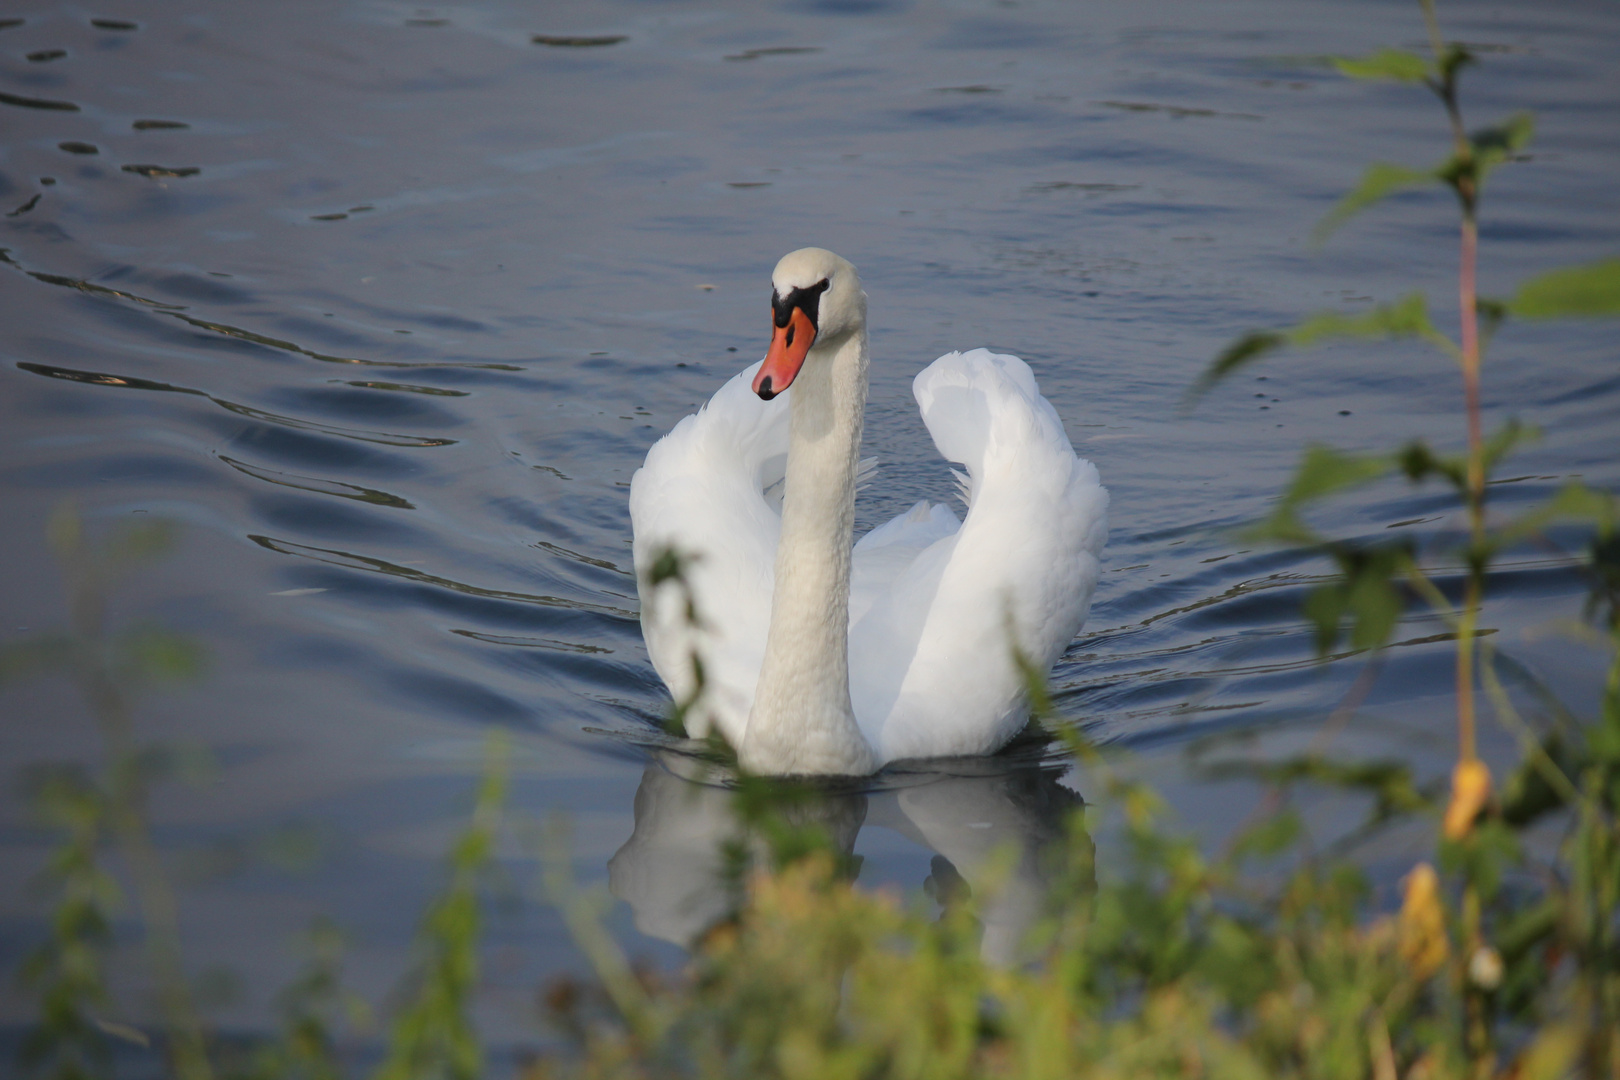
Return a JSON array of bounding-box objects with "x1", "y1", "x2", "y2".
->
[
  {"x1": 629, "y1": 361, "x2": 787, "y2": 744},
  {"x1": 852, "y1": 349, "x2": 1108, "y2": 762}
]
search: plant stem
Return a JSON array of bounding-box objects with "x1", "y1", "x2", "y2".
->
[
  {"x1": 1456, "y1": 576, "x2": 1481, "y2": 763},
  {"x1": 1456, "y1": 169, "x2": 1484, "y2": 767},
  {"x1": 1423, "y1": 11, "x2": 1496, "y2": 1074},
  {"x1": 1425, "y1": 0, "x2": 1486, "y2": 764},
  {"x1": 1420, "y1": 0, "x2": 1445, "y2": 60}
]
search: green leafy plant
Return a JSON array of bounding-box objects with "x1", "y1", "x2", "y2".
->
[
  {"x1": 6, "y1": 506, "x2": 213, "y2": 1080},
  {"x1": 375, "y1": 738, "x2": 508, "y2": 1080},
  {"x1": 1188, "y1": 0, "x2": 1620, "y2": 1073},
  {"x1": 18, "y1": 763, "x2": 120, "y2": 1080},
  {"x1": 7, "y1": 512, "x2": 515, "y2": 1080}
]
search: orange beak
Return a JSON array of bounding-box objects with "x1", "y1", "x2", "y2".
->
[{"x1": 753, "y1": 306, "x2": 817, "y2": 400}]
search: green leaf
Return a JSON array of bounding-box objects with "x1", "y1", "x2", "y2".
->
[
  {"x1": 1499, "y1": 731, "x2": 1577, "y2": 827},
  {"x1": 1477, "y1": 296, "x2": 1509, "y2": 340},
  {"x1": 1589, "y1": 531, "x2": 1620, "y2": 633},
  {"x1": 1301, "y1": 575, "x2": 1349, "y2": 652},
  {"x1": 1509, "y1": 259, "x2": 1620, "y2": 319},
  {"x1": 1313, "y1": 162, "x2": 1436, "y2": 245},
  {"x1": 1281, "y1": 444, "x2": 1392, "y2": 507},
  {"x1": 1331, "y1": 48, "x2": 1431, "y2": 82},
  {"x1": 1436, "y1": 113, "x2": 1535, "y2": 197},
  {"x1": 1299, "y1": 543, "x2": 1410, "y2": 654},
  {"x1": 1242, "y1": 445, "x2": 1391, "y2": 548},
  {"x1": 1435, "y1": 42, "x2": 1475, "y2": 83},
  {"x1": 1342, "y1": 553, "x2": 1403, "y2": 650},
  {"x1": 1397, "y1": 440, "x2": 1466, "y2": 490},
  {"x1": 117, "y1": 627, "x2": 207, "y2": 683},
  {"x1": 647, "y1": 546, "x2": 683, "y2": 587},
  {"x1": 1495, "y1": 480, "x2": 1617, "y2": 548},
  {"x1": 1395, "y1": 424, "x2": 1533, "y2": 499},
  {"x1": 1443, "y1": 111, "x2": 1535, "y2": 190},
  {"x1": 1229, "y1": 810, "x2": 1302, "y2": 861},
  {"x1": 1189, "y1": 295, "x2": 1451, "y2": 406},
  {"x1": 1286, "y1": 293, "x2": 1448, "y2": 351},
  {"x1": 1184, "y1": 331, "x2": 1286, "y2": 405},
  {"x1": 1482, "y1": 418, "x2": 1537, "y2": 472},
  {"x1": 1493, "y1": 897, "x2": 1560, "y2": 960},
  {"x1": 1471, "y1": 111, "x2": 1534, "y2": 168}
]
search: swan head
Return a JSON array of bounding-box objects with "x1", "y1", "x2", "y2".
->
[{"x1": 754, "y1": 247, "x2": 865, "y2": 400}]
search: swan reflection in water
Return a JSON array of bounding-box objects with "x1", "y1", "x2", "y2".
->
[{"x1": 608, "y1": 742, "x2": 1093, "y2": 965}]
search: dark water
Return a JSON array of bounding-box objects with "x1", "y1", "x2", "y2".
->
[{"x1": 2, "y1": 0, "x2": 1617, "y2": 1042}]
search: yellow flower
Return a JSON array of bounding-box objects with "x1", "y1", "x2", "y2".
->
[
  {"x1": 1442, "y1": 759, "x2": 1492, "y2": 841},
  {"x1": 1398, "y1": 863, "x2": 1449, "y2": 980}
]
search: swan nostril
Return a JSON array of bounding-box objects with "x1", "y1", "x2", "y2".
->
[{"x1": 757, "y1": 375, "x2": 775, "y2": 401}]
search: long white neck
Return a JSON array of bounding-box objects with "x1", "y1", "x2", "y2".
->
[{"x1": 739, "y1": 326, "x2": 876, "y2": 775}]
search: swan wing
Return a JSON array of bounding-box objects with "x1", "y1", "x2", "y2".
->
[
  {"x1": 629, "y1": 361, "x2": 787, "y2": 744},
  {"x1": 854, "y1": 349, "x2": 1108, "y2": 763}
]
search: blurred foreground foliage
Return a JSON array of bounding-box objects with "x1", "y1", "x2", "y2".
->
[
  {"x1": 10, "y1": 519, "x2": 1620, "y2": 1080},
  {"x1": 8, "y1": 2, "x2": 1620, "y2": 1078}
]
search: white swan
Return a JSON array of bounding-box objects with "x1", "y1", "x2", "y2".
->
[{"x1": 630, "y1": 248, "x2": 1108, "y2": 776}]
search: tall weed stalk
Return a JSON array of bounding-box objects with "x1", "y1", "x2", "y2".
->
[
  {"x1": 7, "y1": 506, "x2": 212, "y2": 1080},
  {"x1": 6, "y1": 507, "x2": 514, "y2": 1080},
  {"x1": 1192, "y1": 0, "x2": 1620, "y2": 1073}
]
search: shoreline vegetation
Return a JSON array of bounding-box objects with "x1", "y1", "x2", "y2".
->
[{"x1": 7, "y1": 2, "x2": 1620, "y2": 1078}]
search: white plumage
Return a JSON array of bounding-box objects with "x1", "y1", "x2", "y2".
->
[{"x1": 630, "y1": 249, "x2": 1107, "y2": 774}]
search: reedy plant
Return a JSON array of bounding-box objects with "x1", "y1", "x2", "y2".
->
[
  {"x1": 1191, "y1": 0, "x2": 1620, "y2": 1074},
  {"x1": 374, "y1": 738, "x2": 508, "y2": 1080},
  {"x1": 6, "y1": 505, "x2": 213, "y2": 1080},
  {"x1": 7, "y1": 508, "x2": 514, "y2": 1080},
  {"x1": 17, "y1": 764, "x2": 120, "y2": 1080}
]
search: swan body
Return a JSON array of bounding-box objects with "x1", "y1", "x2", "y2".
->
[{"x1": 630, "y1": 248, "x2": 1107, "y2": 776}]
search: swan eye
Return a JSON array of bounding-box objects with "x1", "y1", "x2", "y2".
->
[{"x1": 771, "y1": 278, "x2": 832, "y2": 330}]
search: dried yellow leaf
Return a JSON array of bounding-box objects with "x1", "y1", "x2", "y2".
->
[
  {"x1": 1442, "y1": 758, "x2": 1492, "y2": 840},
  {"x1": 1397, "y1": 862, "x2": 1449, "y2": 980}
]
